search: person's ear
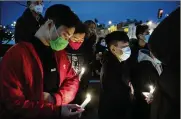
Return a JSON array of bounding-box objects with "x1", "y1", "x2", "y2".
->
[
  {"x1": 44, "y1": 19, "x2": 54, "y2": 30},
  {"x1": 110, "y1": 45, "x2": 116, "y2": 54}
]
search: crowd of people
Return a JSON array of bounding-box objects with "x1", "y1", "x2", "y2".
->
[{"x1": 0, "y1": 1, "x2": 180, "y2": 119}]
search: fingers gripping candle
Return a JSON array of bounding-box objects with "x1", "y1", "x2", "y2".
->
[
  {"x1": 80, "y1": 94, "x2": 91, "y2": 109},
  {"x1": 79, "y1": 67, "x2": 86, "y2": 81}
]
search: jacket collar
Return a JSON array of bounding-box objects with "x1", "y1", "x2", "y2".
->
[{"x1": 138, "y1": 49, "x2": 163, "y2": 75}]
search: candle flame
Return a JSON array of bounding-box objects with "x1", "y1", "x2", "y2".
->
[
  {"x1": 149, "y1": 85, "x2": 155, "y2": 94},
  {"x1": 81, "y1": 67, "x2": 85, "y2": 74},
  {"x1": 86, "y1": 93, "x2": 91, "y2": 100}
]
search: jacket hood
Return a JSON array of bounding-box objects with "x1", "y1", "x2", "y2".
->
[
  {"x1": 138, "y1": 49, "x2": 153, "y2": 63},
  {"x1": 138, "y1": 49, "x2": 163, "y2": 75}
]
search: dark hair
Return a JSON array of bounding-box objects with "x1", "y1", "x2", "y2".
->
[
  {"x1": 84, "y1": 20, "x2": 96, "y2": 27},
  {"x1": 136, "y1": 24, "x2": 149, "y2": 38},
  {"x1": 75, "y1": 22, "x2": 88, "y2": 34},
  {"x1": 105, "y1": 31, "x2": 129, "y2": 48},
  {"x1": 27, "y1": 1, "x2": 31, "y2": 7},
  {"x1": 44, "y1": 4, "x2": 80, "y2": 28}
]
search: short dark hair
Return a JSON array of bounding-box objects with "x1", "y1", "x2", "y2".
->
[
  {"x1": 136, "y1": 24, "x2": 149, "y2": 38},
  {"x1": 84, "y1": 20, "x2": 96, "y2": 28},
  {"x1": 27, "y1": 1, "x2": 31, "y2": 7},
  {"x1": 44, "y1": 4, "x2": 80, "y2": 28},
  {"x1": 75, "y1": 22, "x2": 88, "y2": 34},
  {"x1": 105, "y1": 31, "x2": 129, "y2": 48}
]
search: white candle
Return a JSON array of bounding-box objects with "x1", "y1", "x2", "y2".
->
[
  {"x1": 81, "y1": 67, "x2": 85, "y2": 75},
  {"x1": 142, "y1": 92, "x2": 150, "y2": 98},
  {"x1": 149, "y1": 85, "x2": 155, "y2": 94},
  {"x1": 80, "y1": 94, "x2": 91, "y2": 108},
  {"x1": 142, "y1": 85, "x2": 155, "y2": 97},
  {"x1": 79, "y1": 67, "x2": 86, "y2": 81}
]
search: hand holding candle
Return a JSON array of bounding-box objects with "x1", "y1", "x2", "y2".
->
[
  {"x1": 79, "y1": 67, "x2": 86, "y2": 81},
  {"x1": 80, "y1": 67, "x2": 85, "y2": 75},
  {"x1": 149, "y1": 85, "x2": 155, "y2": 94},
  {"x1": 81, "y1": 93, "x2": 91, "y2": 109},
  {"x1": 142, "y1": 85, "x2": 155, "y2": 103}
]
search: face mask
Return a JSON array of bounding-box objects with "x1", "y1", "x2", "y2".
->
[
  {"x1": 145, "y1": 35, "x2": 150, "y2": 43},
  {"x1": 100, "y1": 41, "x2": 107, "y2": 47},
  {"x1": 116, "y1": 47, "x2": 131, "y2": 61},
  {"x1": 30, "y1": 4, "x2": 43, "y2": 14},
  {"x1": 49, "y1": 25, "x2": 69, "y2": 51},
  {"x1": 69, "y1": 40, "x2": 83, "y2": 50}
]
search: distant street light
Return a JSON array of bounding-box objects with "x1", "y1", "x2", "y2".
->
[
  {"x1": 165, "y1": 14, "x2": 169, "y2": 17},
  {"x1": 108, "y1": 21, "x2": 112, "y2": 25},
  {"x1": 158, "y1": 9, "x2": 164, "y2": 19},
  {"x1": 147, "y1": 21, "x2": 153, "y2": 26}
]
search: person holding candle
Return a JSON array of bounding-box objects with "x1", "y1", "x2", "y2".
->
[
  {"x1": 0, "y1": 4, "x2": 84, "y2": 119},
  {"x1": 148, "y1": 7, "x2": 180, "y2": 119},
  {"x1": 98, "y1": 31, "x2": 134, "y2": 119},
  {"x1": 131, "y1": 49, "x2": 163, "y2": 119}
]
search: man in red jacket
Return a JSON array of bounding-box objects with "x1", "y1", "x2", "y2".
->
[{"x1": 0, "y1": 4, "x2": 84, "y2": 119}]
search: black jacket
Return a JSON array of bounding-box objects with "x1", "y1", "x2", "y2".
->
[
  {"x1": 131, "y1": 49, "x2": 162, "y2": 119},
  {"x1": 128, "y1": 39, "x2": 149, "y2": 69},
  {"x1": 148, "y1": 7, "x2": 180, "y2": 119},
  {"x1": 15, "y1": 8, "x2": 44, "y2": 43},
  {"x1": 98, "y1": 51, "x2": 132, "y2": 119}
]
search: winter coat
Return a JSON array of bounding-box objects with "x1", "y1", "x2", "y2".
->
[
  {"x1": 15, "y1": 8, "x2": 44, "y2": 43},
  {"x1": 98, "y1": 51, "x2": 132, "y2": 119},
  {"x1": 128, "y1": 38, "x2": 149, "y2": 70},
  {"x1": 131, "y1": 49, "x2": 163, "y2": 119},
  {"x1": 148, "y1": 7, "x2": 180, "y2": 119},
  {"x1": 0, "y1": 41, "x2": 79, "y2": 119}
]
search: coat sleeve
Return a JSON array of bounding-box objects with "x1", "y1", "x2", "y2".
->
[
  {"x1": 54, "y1": 52, "x2": 79, "y2": 106},
  {"x1": 134, "y1": 62, "x2": 158, "y2": 95},
  {"x1": 15, "y1": 17, "x2": 27, "y2": 43},
  {"x1": 0, "y1": 45, "x2": 61, "y2": 119},
  {"x1": 120, "y1": 61, "x2": 131, "y2": 86}
]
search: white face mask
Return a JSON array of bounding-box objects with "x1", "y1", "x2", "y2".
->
[
  {"x1": 145, "y1": 35, "x2": 150, "y2": 43},
  {"x1": 117, "y1": 47, "x2": 131, "y2": 61},
  {"x1": 30, "y1": 4, "x2": 44, "y2": 14},
  {"x1": 100, "y1": 41, "x2": 107, "y2": 47}
]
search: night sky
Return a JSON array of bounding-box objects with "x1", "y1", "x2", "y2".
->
[{"x1": 1, "y1": 1, "x2": 180, "y2": 25}]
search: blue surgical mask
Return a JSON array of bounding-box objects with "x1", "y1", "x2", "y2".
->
[
  {"x1": 100, "y1": 41, "x2": 107, "y2": 47},
  {"x1": 30, "y1": 4, "x2": 44, "y2": 14},
  {"x1": 145, "y1": 35, "x2": 150, "y2": 43},
  {"x1": 116, "y1": 47, "x2": 131, "y2": 62}
]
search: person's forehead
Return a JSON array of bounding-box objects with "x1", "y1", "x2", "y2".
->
[
  {"x1": 89, "y1": 24, "x2": 96, "y2": 28},
  {"x1": 31, "y1": 0, "x2": 43, "y2": 4},
  {"x1": 117, "y1": 41, "x2": 129, "y2": 47},
  {"x1": 101, "y1": 39, "x2": 105, "y2": 42},
  {"x1": 73, "y1": 33, "x2": 85, "y2": 37},
  {"x1": 57, "y1": 26, "x2": 75, "y2": 35}
]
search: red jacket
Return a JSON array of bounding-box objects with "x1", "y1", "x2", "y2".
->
[{"x1": 0, "y1": 42, "x2": 79, "y2": 119}]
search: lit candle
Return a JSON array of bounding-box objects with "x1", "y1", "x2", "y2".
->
[
  {"x1": 142, "y1": 92, "x2": 150, "y2": 98},
  {"x1": 142, "y1": 85, "x2": 155, "y2": 98},
  {"x1": 79, "y1": 67, "x2": 85, "y2": 81},
  {"x1": 81, "y1": 94, "x2": 91, "y2": 109},
  {"x1": 81, "y1": 67, "x2": 85, "y2": 75},
  {"x1": 149, "y1": 85, "x2": 155, "y2": 94}
]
